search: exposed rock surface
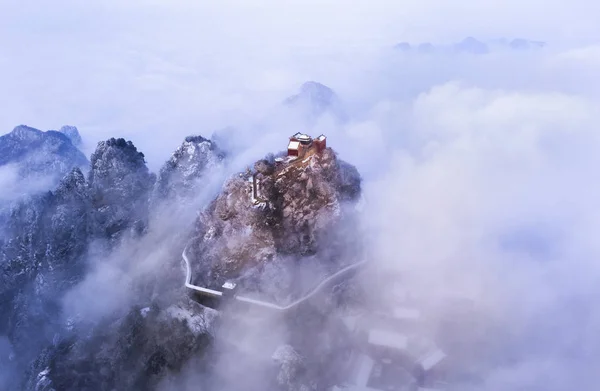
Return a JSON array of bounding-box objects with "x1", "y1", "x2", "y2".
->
[
  {"x1": 1, "y1": 127, "x2": 363, "y2": 391},
  {"x1": 189, "y1": 146, "x2": 361, "y2": 302},
  {"x1": 6, "y1": 133, "x2": 226, "y2": 390},
  {"x1": 0, "y1": 135, "x2": 169, "y2": 388},
  {"x1": 89, "y1": 138, "x2": 155, "y2": 239},
  {"x1": 154, "y1": 135, "x2": 225, "y2": 201}
]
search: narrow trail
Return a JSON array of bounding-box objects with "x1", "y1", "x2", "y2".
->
[{"x1": 182, "y1": 244, "x2": 367, "y2": 311}]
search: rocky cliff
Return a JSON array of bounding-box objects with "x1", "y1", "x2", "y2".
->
[
  {"x1": 154, "y1": 135, "x2": 225, "y2": 202},
  {"x1": 0, "y1": 132, "x2": 227, "y2": 390},
  {"x1": 188, "y1": 144, "x2": 361, "y2": 303}
]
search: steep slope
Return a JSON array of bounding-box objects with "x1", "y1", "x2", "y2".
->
[
  {"x1": 14, "y1": 135, "x2": 223, "y2": 391},
  {"x1": 188, "y1": 144, "x2": 361, "y2": 303},
  {"x1": 0, "y1": 168, "x2": 92, "y2": 371},
  {"x1": 89, "y1": 138, "x2": 155, "y2": 239},
  {"x1": 1, "y1": 137, "x2": 159, "y2": 388}
]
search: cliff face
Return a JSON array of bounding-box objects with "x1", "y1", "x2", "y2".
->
[
  {"x1": 189, "y1": 145, "x2": 361, "y2": 302},
  {"x1": 154, "y1": 135, "x2": 225, "y2": 201},
  {"x1": 89, "y1": 138, "x2": 155, "y2": 239},
  {"x1": 1, "y1": 134, "x2": 225, "y2": 390}
]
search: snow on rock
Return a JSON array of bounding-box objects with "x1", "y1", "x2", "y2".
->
[
  {"x1": 154, "y1": 135, "x2": 225, "y2": 201},
  {"x1": 272, "y1": 345, "x2": 307, "y2": 389},
  {"x1": 165, "y1": 303, "x2": 219, "y2": 337},
  {"x1": 188, "y1": 146, "x2": 362, "y2": 303},
  {"x1": 0, "y1": 125, "x2": 88, "y2": 192},
  {"x1": 34, "y1": 367, "x2": 55, "y2": 391},
  {"x1": 89, "y1": 138, "x2": 155, "y2": 239}
]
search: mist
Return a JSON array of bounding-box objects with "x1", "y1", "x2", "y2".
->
[{"x1": 2, "y1": 0, "x2": 600, "y2": 390}]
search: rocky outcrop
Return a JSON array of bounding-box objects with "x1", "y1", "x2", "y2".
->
[
  {"x1": 0, "y1": 137, "x2": 159, "y2": 387},
  {"x1": 189, "y1": 146, "x2": 361, "y2": 302},
  {"x1": 25, "y1": 299, "x2": 217, "y2": 391},
  {"x1": 154, "y1": 135, "x2": 225, "y2": 201},
  {"x1": 0, "y1": 168, "x2": 92, "y2": 374},
  {"x1": 89, "y1": 138, "x2": 155, "y2": 239}
]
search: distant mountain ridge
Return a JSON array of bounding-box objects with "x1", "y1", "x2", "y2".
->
[
  {"x1": 394, "y1": 36, "x2": 546, "y2": 54},
  {"x1": 283, "y1": 81, "x2": 348, "y2": 124},
  {"x1": 0, "y1": 125, "x2": 88, "y2": 186}
]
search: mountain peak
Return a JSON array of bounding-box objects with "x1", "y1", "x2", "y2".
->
[
  {"x1": 89, "y1": 138, "x2": 154, "y2": 238},
  {"x1": 59, "y1": 125, "x2": 82, "y2": 147},
  {"x1": 188, "y1": 134, "x2": 361, "y2": 303},
  {"x1": 10, "y1": 125, "x2": 43, "y2": 141},
  {"x1": 0, "y1": 125, "x2": 88, "y2": 186},
  {"x1": 454, "y1": 36, "x2": 489, "y2": 54},
  {"x1": 154, "y1": 135, "x2": 225, "y2": 200},
  {"x1": 284, "y1": 81, "x2": 347, "y2": 123},
  {"x1": 289, "y1": 81, "x2": 336, "y2": 106}
]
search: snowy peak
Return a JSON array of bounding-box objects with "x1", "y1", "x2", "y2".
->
[
  {"x1": 89, "y1": 138, "x2": 148, "y2": 183},
  {"x1": 9, "y1": 124, "x2": 44, "y2": 141},
  {"x1": 154, "y1": 135, "x2": 225, "y2": 200},
  {"x1": 54, "y1": 167, "x2": 88, "y2": 199},
  {"x1": 89, "y1": 138, "x2": 154, "y2": 238}
]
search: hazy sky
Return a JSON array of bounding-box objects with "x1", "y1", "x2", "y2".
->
[{"x1": 0, "y1": 0, "x2": 599, "y2": 168}]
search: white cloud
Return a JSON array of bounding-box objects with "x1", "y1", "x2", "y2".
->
[{"x1": 360, "y1": 82, "x2": 600, "y2": 388}]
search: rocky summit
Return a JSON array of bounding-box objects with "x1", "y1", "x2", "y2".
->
[
  {"x1": 154, "y1": 135, "x2": 225, "y2": 201},
  {"x1": 188, "y1": 135, "x2": 361, "y2": 303}
]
